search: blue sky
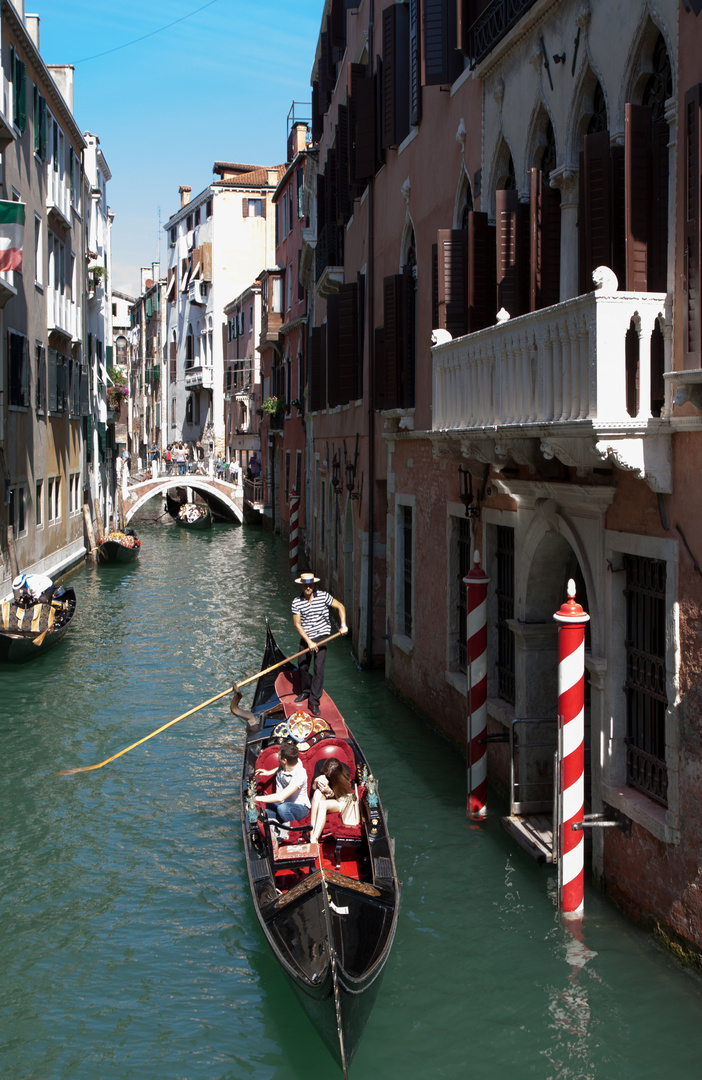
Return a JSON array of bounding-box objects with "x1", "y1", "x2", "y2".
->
[{"x1": 37, "y1": 0, "x2": 321, "y2": 295}]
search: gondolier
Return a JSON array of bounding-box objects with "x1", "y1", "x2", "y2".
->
[
  {"x1": 291, "y1": 571, "x2": 347, "y2": 718},
  {"x1": 11, "y1": 571, "x2": 55, "y2": 607}
]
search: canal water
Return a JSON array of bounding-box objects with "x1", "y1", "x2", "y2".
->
[{"x1": 2, "y1": 521, "x2": 702, "y2": 1079}]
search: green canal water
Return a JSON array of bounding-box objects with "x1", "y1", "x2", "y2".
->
[{"x1": 2, "y1": 522, "x2": 702, "y2": 1079}]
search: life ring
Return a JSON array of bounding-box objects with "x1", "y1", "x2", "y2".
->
[{"x1": 273, "y1": 713, "x2": 331, "y2": 743}]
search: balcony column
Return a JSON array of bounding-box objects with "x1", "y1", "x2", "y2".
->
[
  {"x1": 552, "y1": 326, "x2": 563, "y2": 422},
  {"x1": 559, "y1": 322, "x2": 571, "y2": 422},
  {"x1": 550, "y1": 167, "x2": 580, "y2": 302},
  {"x1": 578, "y1": 323, "x2": 590, "y2": 420},
  {"x1": 637, "y1": 311, "x2": 657, "y2": 422},
  {"x1": 543, "y1": 326, "x2": 554, "y2": 421}
]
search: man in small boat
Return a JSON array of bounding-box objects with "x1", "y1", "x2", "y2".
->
[
  {"x1": 254, "y1": 739, "x2": 311, "y2": 828},
  {"x1": 291, "y1": 571, "x2": 348, "y2": 718},
  {"x1": 11, "y1": 572, "x2": 55, "y2": 608}
]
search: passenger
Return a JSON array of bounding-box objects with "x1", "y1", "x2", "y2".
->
[
  {"x1": 255, "y1": 739, "x2": 311, "y2": 827},
  {"x1": 291, "y1": 571, "x2": 348, "y2": 719},
  {"x1": 11, "y1": 571, "x2": 55, "y2": 607},
  {"x1": 309, "y1": 758, "x2": 359, "y2": 843}
]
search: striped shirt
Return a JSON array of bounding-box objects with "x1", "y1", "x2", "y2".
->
[{"x1": 291, "y1": 589, "x2": 333, "y2": 639}]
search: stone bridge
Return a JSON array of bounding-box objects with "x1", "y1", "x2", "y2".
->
[{"x1": 122, "y1": 476, "x2": 244, "y2": 524}]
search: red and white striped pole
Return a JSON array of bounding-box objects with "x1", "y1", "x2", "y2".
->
[
  {"x1": 466, "y1": 551, "x2": 490, "y2": 819},
  {"x1": 289, "y1": 488, "x2": 300, "y2": 577},
  {"x1": 554, "y1": 579, "x2": 589, "y2": 915}
]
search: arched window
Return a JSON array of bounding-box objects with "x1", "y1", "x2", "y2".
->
[
  {"x1": 642, "y1": 33, "x2": 672, "y2": 121},
  {"x1": 587, "y1": 82, "x2": 607, "y2": 134}
]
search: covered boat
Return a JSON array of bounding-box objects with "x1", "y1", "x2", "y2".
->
[
  {"x1": 0, "y1": 586, "x2": 77, "y2": 662},
  {"x1": 97, "y1": 529, "x2": 140, "y2": 563},
  {"x1": 237, "y1": 624, "x2": 400, "y2": 1076},
  {"x1": 175, "y1": 502, "x2": 212, "y2": 529}
]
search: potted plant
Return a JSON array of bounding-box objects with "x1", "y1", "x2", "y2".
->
[{"x1": 262, "y1": 395, "x2": 284, "y2": 418}]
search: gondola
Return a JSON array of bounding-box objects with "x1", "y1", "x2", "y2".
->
[
  {"x1": 175, "y1": 503, "x2": 212, "y2": 529},
  {"x1": 236, "y1": 624, "x2": 400, "y2": 1077},
  {"x1": 165, "y1": 487, "x2": 186, "y2": 520},
  {"x1": 0, "y1": 586, "x2": 77, "y2": 662},
  {"x1": 97, "y1": 529, "x2": 140, "y2": 563}
]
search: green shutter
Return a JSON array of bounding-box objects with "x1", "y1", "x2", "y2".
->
[{"x1": 17, "y1": 60, "x2": 26, "y2": 133}]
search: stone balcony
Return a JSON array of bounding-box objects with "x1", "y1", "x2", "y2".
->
[{"x1": 431, "y1": 273, "x2": 674, "y2": 493}]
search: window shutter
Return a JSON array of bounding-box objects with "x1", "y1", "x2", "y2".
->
[
  {"x1": 337, "y1": 105, "x2": 350, "y2": 224},
  {"x1": 422, "y1": 0, "x2": 448, "y2": 85},
  {"x1": 611, "y1": 143, "x2": 626, "y2": 288},
  {"x1": 436, "y1": 229, "x2": 468, "y2": 338},
  {"x1": 80, "y1": 360, "x2": 89, "y2": 415},
  {"x1": 529, "y1": 168, "x2": 561, "y2": 311},
  {"x1": 326, "y1": 148, "x2": 338, "y2": 232},
  {"x1": 685, "y1": 85, "x2": 702, "y2": 369},
  {"x1": 331, "y1": 0, "x2": 346, "y2": 50},
  {"x1": 374, "y1": 326, "x2": 388, "y2": 410},
  {"x1": 48, "y1": 347, "x2": 57, "y2": 412},
  {"x1": 409, "y1": 0, "x2": 422, "y2": 125},
  {"x1": 355, "y1": 74, "x2": 377, "y2": 180},
  {"x1": 347, "y1": 62, "x2": 364, "y2": 188},
  {"x1": 431, "y1": 243, "x2": 439, "y2": 331},
  {"x1": 33, "y1": 85, "x2": 39, "y2": 154},
  {"x1": 383, "y1": 274, "x2": 402, "y2": 408},
  {"x1": 467, "y1": 211, "x2": 497, "y2": 332},
  {"x1": 327, "y1": 294, "x2": 341, "y2": 408},
  {"x1": 382, "y1": 6, "x2": 397, "y2": 150},
  {"x1": 625, "y1": 104, "x2": 653, "y2": 291},
  {"x1": 18, "y1": 60, "x2": 26, "y2": 133},
  {"x1": 242, "y1": 197, "x2": 249, "y2": 218},
  {"x1": 312, "y1": 80, "x2": 322, "y2": 143},
  {"x1": 313, "y1": 325, "x2": 327, "y2": 411},
  {"x1": 401, "y1": 267, "x2": 416, "y2": 407},
  {"x1": 317, "y1": 171, "x2": 326, "y2": 237},
  {"x1": 496, "y1": 188, "x2": 521, "y2": 317},
  {"x1": 336, "y1": 282, "x2": 359, "y2": 404},
  {"x1": 649, "y1": 119, "x2": 669, "y2": 293},
  {"x1": 261, "y1": 197, "x2": 267, "y2": 220},
  {"x1": 582, "y1": 130, "x2": 611, "y2": 289}
]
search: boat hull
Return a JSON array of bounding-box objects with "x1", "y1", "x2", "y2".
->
[
  {"x1": 0, "y1": 587, "x2": 77, "y2": 663},
  {"x1": 98, "y1": 540, "x2": 139, "y2": 563},
  {"x1": 174, "y1": 508, "x2": 212, "y2": 530}
]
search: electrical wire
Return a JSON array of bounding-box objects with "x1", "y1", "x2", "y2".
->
[{"x1": 73, "y1": 0, "x2": 224, "y2": 64}]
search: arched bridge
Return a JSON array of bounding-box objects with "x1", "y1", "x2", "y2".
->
[{"x1": 122, "y1": 476, "x2": 244, "y2": 524}]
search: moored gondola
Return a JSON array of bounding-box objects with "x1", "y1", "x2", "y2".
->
[
  {"x1": 165, "y1": 487, "x2": 186, "y2": 520},
  {"x1": 0, "y1": 586, "x2": 77, "y2": 662},
  {"x1": 237, "y1": 624, "x2": 400, "y2": 1076},
  {"x1": 97, "y1": 529, "x2": 140, "y2": 563}
]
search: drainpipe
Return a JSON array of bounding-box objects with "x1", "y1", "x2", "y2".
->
[{"x1": 365, "y1": 0, "x2": 376, "y2": 669}]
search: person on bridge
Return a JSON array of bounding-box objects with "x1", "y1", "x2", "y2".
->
[{"x1": 291, "y1": 571, "x2": 347, "y2": 718}]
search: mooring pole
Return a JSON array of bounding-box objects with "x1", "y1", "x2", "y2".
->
[
  {"x1": 553, "y1": 579, "x2": 589, "y2": 915},
  {"x1": 289, "y1": 488, "x2": 300, "y2": 577},
  {"x1": 465, "y1": 551, "x2": 490, "y2": 818}
]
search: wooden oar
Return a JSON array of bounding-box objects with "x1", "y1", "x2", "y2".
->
[
  {"x1": 229, "y1": 630, "x2": 342, "y2": 709},
  {"x1": 59, "y1": 631, "x2": 343, "y2": 777}
]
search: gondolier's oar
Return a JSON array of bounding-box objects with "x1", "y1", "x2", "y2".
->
[
  {"x1": 58, "y1": 631, "x2": 343, "y2": 777},
  {"x1": 229, "y1": 631, "x2": 342, "y2": 710}
]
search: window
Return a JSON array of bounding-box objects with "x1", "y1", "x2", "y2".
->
[
  {"x1": 69, "y1": 473, "x2": 81, "y2": 515},
  {"x1": 248, "y1": 307, "x2": 253, "y2": 329},
  {"x1": 35, "y1": 342, "x2": 46, "y2": 413},
  {"x1": 297, "y1": 166, "x2": 304, "y2": 218},
  {"x1": 33, "y1": 214, "x2": 42, "y2": 286},
  {"x1": 454, "y1": 517, "x2": 472, "y2": 674},
  {"x1": 295, "y1": 451, "x2": 302, "y2": 498},
  {"x1": 287, "y1": 261, "x2": 293, "y2": 311},
  {"x1": 496, "y1": 525, "x2": 515, "y2": 704},
  {"x1": 624, "y1": 555, "x2": 668, "y2": 805},
  {"x1": 282, "y1": 192, "x2": 287, "y2": 237},
  {"x1": 8, "y1": 486, "x2": 26, "y2": 538},
  {"x1": 289, "y1": 185, "x2": 294, "y2": 232},
  {"x1": 33, "y1": 86, "x2": 47, "y2": 158},
  {"x1": 186, "y1": 213, "x2": 193, "y2": 233},
  {"x1": 397, "y1": 502, "x2": 414, "y2": 639},
  {"x1": 35, "y1": 480, "x2": 43, "y2": 527},
  {"x1": 285, "y1": 450, "x2": 291, "y2": 503},
  {"x1": 47, "y1": 476, "x2": 61, "y2": 522},
  {"x1": 8, "y1": 331, "x2": 29, "y2": 407},
  {"x1": 11, "y1": 48, "x2": 26, "y2": 132},
  {"x1": 244, "y1": 198, "x2": 263, "y2": 218},
  {"x1": 206, "y1": 199, "x2": 213, "y2": 218}
]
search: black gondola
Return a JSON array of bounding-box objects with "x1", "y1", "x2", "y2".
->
[
  {"x1": 97, "y1": 529, "x2": 140, "y2": 563},
  {"x1": 165, "y1": 487, "x2": 186, "y2": 519},
  {"x1": 237, "y1": 624, "x2": 400, "y2": 1076},
  {"x1": 174, "y1": 503, "x2": 212, "y2": 529},
  {"x1": 0, "y1": 586, "x2": 77, "y2": 662}
]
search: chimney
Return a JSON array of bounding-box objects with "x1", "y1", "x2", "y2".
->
[
  {"x1": 47, "y1": 65, "x2": 74, "y2": 114},
  {"x1": 287, "y1": 122, "x2": 309, "y2": 162},
  {"x1": 179, "y1": 185, "x2": 191, "y2": 208},
  {"x1": 25, "y1": 13, "x2": 39, "y2": 50},
  {"x1": 141, "y1": 268, "x2": 152, "y2": 293},
  {"x1": 152, "y1": 261, "x2": 160, "y2": 283}
]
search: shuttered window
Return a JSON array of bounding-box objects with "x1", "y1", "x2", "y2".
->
[
  {"x1": 350, "y1": 66, "x2": 376, "y2": 181},
  {"x1": 436, "y1": 229, "x2": 468, "y2": 338},
  {"x1": 327, "y1": 282, "x2": 359, "y2": 407},
  {"x1": 625, "y1": 105, "x2": 652, "y2": 292},
  {"x1": 422, "y1": 0, "x2": 463, "y2": 86},
  {"x1": 337, "y1": 105, "x2": 350, "y2": 224},
  {"x1": 382, "y1": 3, "x2": 410, "y2": 150},
  {"x1": 685, "y1": 86, "x2": 701, "y2": 368},
  {"x1": 529, "y1": 168, "x2": 561, "y2": 311},
  {"x1": 8, "y1": 331, "x2": 29, "y2": 407},
  {"x1": 309, "y1": 326, "x2": 327, "y2": 412},
  {"x1": 467, "y1": 211, "x2": 497, "y2": 331},
  {"x1": 409, "y1": 0, "x2": 421, "y2": 126},
  {"x1": 35, "y1": 343, "x2": 46, "y2": 414},
  {"x1": 381, "y1": 270, "x2": 416, "y2": 409},
  {"x1": 580, "y1": 130, "x2": 611, "y2": 293},
  {"x1": 496, "y1": 189, "x2": 522, "y2": 317}
]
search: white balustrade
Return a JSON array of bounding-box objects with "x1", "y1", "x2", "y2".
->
[{"x1": 432, "y1": 290, "x2": 668, "y2": 433}]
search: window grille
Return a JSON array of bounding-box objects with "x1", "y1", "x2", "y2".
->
[
  {"x1": 496, "y1": 525, "x2": 515, "y2": 704},
  {"x1": 624, "y1": 554, "x2": 668, "y2": 805}
]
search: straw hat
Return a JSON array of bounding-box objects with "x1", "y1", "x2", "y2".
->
[{"x1": 295, "y1": 571, "x2": 320, "y2": 585}]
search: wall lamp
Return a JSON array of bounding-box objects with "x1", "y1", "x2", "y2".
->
[{"x1": 459, "y1": 466, "x2": 480, "y2": 519}]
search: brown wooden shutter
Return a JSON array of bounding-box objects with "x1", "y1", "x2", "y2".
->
[
  {"x1": 578, "y1": 150, "x2": 586, "y2": 294},
  {"x1": 436, "y1": 229, "x2": 468, "y2": 338},
  {"x1": 317, "y1": 172, "x2": 326, "y2": 236},
  {"x1": 582, "y1": 130, "x2": 611, "y2": 288},
  {"x1": 328, "y1": 282, "x2": 359, "y2": 406},
  {"x1": 625, "y1": 104, "x2": 652, "y2": 291},
  {"x1": 685, "y1": 85, "x2": 702, "y2": 369},
  {"x1": 467, "y1": 211, "x2": 496, "y2": 332},
  {"x1": 409, "y1": 0, "x2": 422, "y2": 126},
  {"x1": 331, "y1": 0, "x2": 346, "y2": 50},
  {"x1": 200, "y1": 241, "x2": 212, "y2": 281},
  {"x1": 382, "y1": 4, "x2": 410, "y2": 149},
  {"x1": 355, "y1": 74, "x2": 377, "y2": 180},
  {"x1": 422, "y1": 0, "x2": 448, "y2": 85},
  {"x1": 382, "y1": 7, "x2": 397, "y2": 149},
  {"x1": 496, "y1": 188, "x2": 521, "y2": 317},
  {"x1": 431, "y1": 243, "x2": 439, "y2": 331},
  {"x1": 529, "y1": 168, "x2": 561, "y2": 311},
  {"x1": 337, "y1": 105, "x2": 351, "y2": 224},
  {"x1": 309, "y1": 326, "x2": 327, "y2": 411},
  {"x1": 347, "y1": 62, "x2": 364, "y2": 189},
  {"x1": 383, "y1": 274, "x2": 403, "y2": 408},
  {"x1": 374, "y1": 326, "x2": 388, "y2": 410},
  {"x1": 326, "y1": 149, "x2": 338, "y2": 231},
  {"x1": 611, "y1": 143, "x2": 625, "y2": 288},
  {"x1": 649, "y1": 120, "x2": 669, "y2": 293},
  {"x1": 242, "y1": 197, "x2": 249, "y2": 218},
  {"x1": 312, "y1": 80, "x2": 322, "y2": 143},
  {"x1": 401, "y1": 267, "x2": 416, "y2": 407}
]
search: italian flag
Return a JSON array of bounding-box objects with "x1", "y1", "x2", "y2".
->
[{"x1": 0, "y1": 200, "x2": 25, "y2": 272}]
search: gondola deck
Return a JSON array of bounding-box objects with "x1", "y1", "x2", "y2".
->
[{"x1": 240, "y1": 624, "x2": 400, "y2": 1077}]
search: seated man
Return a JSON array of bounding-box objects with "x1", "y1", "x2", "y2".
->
[
  {"x1": 12, "y1": 572, "x2": 55, "y2": 608},
  {"x1": 255, "y1": 739, "x2": 311, "y2": 829}
]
